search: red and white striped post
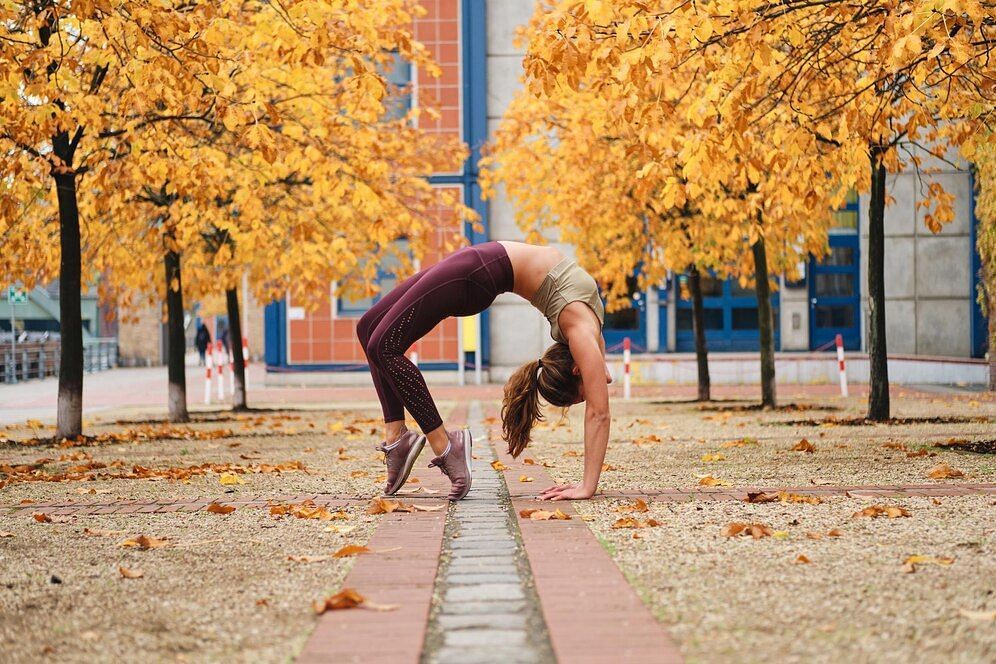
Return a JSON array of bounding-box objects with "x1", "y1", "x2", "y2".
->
[
  {"x1": 623, "y1": 337, "x2": 632, "y2": 400},
  {"x1": 214, "y1": 340, "x2": 226, "y2": 400},
  {"x1": 835, "y1": 333, "x2": 848, "y2": 397},
  {"x1": 227, "y1": 346, "x2": 235, "y2": 394},
  {"x1": 241, "y1": 336, "x2": 250, "y2": 392},
  {"x1": 204, "y1": 354, "x2": 213, "y2": 405}
]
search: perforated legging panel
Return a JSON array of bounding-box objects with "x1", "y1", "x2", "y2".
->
[{"x1": 356, "y1": 242, "x2": 514, "y2": 432}]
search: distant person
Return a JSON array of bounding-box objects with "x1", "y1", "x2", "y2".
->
[
  {"x1": 195, "y1": 323, "x2": 211, "y2": 366},
  {"x1": 217, "y1": 320, "x2": 230, "y2": 354}
]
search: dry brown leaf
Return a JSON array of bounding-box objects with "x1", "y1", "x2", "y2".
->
[
  {"x1": 118, "y1": 566, "x2": 144, "y2": 579},
  {"x1": 791, "y1": 439, "x2": 816, "y2": 453},
  {"x1": 794, "y1": 554, "x2": 812, "y2": 564},
  {"x1": 852, "y1": 504, "x2": 911, "y2": 519},
  {"x1": 312, "y1": 588, "x2": 398, "y2": 614},
  {"x1": 333, "y1": 545, "x2": 371, "y2": 558},
  {"x1": 490, "y1": 460, "x2": 508, "y2": 471},
  {"x1": 601, "y1": 463, "x2": 619, "y2": 471},
  {"x1": 120, "y1": 535, "x2": 169, "y2": 549},
  {"x1": 615, "y1": 498, "x2": 649, "y2": 513},
  {"x1": 700, "y1": 453, "x2": 725, "y2": 462},
  {"x1": 698, "y1": 476, "x2": 729, "y2": 486},
  {"x1": 367, "y1": 498, "x2": 401, "y2": 514},
  {"x1": 927, "y1": 463, "x2": 965, "y2": 479},
  {"x1": 519, "y1": 508, "x2": 571, "y2": 521},
  {"x1": 903, "y1": 554, "x2": 955, "y2": 573},
  {"x1": 32, "y1": 513, "x2": 52, "y2": 523},
  {"x1": 562, "y1": 450, "x2": 582, "y2": 457},
  {"x1": 959, "y1": 609, "x2": 996, "y2": 621},
  {"x1": 722, "y1": 437, "x2": 758, "y2": 448},
  {"x1": 410, "y1": 503, "x2": 446, "y2": 512},
  {"x1": 0, "y1": 531, "x2": 14, "y2": 538},
  {"x1": 744, "y1": 492, "x2": 779, "y2": 504},
  {"x1": 207, "y1": 503, "x2": 235, "y2": 515},
  {"x1": 827, "y1": 528, "x2": 843, "y2": 538},
  {"x1": 805, "y1": 532, "x2": 823, "y2": 540},
  {"x1": 350, "y1": 470, "x2": 369, "y2": 478},
  {"x1": 722, "y1": 522, "x2": 773, "y2": 539},
  {"x1": 611, "y1": 517, "x2": 661, "y2": 529},
  {"x1": 518, "y1": 475, "x2": 534, "y2": 482}
]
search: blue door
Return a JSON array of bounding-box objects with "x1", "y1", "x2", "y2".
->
[
  {"x1": 602, "y1": 274, "x2": 647, "y2": 353},
  {"x1": 676, "y1": 275, "x2": 779, "y2": 352},
  {"x1": 809, "y1": 234, "x2": 861, "y2": 350}
]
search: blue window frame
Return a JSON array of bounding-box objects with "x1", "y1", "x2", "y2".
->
[
  {"x1": 809, "y1": 189, "x2": 861, "y2": 350},
  {"x1": 675, "y1": 274, "x2": 780, "y2": 352}
]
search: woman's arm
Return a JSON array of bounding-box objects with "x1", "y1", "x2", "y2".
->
[{"x1": 539, "y1": 330, "x2": 610, "y2": 501}]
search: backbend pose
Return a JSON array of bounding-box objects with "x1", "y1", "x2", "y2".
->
[{"x1": 357, "y1": 241, "x2": 611, "y2": 501}]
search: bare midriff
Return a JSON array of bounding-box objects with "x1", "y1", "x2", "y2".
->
[{"x1": 496, "y1": 240, "x2": 564, "y2": 301}]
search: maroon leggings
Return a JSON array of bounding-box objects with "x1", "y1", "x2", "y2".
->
[{"x1": 356, "y1": 242, "x2": 513, "y2": 432}]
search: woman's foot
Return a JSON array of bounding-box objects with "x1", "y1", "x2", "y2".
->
[
  {"x1": 428, "y1": 429, "x2": 473, "y2": 500},
  {"x1": 377, "y1": 427, "x2": 427, "y2": 495}
]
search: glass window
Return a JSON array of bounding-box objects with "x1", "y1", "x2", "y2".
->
[
  {"x1": 337, "y1": 240, "x2": 409, "y2": 317},
  {"x1": 815, "y1": 305, "x2": 855, "y2": 328},
  {"x1": 730, "y1": 281, "x2": 755, "y2": 298},
  {"x1": 604, "y1": 307, "x2": 639, "y2": 331},
  {"x1": 731, "y1": 307, "x2": 758, "y2": 330},
  {"x1": 815, "y1": 273, "x2": 854, "y2": 297},
  {"x1": 821, "y1": 246, "x2": 855, "y2": 267},
  {"x1": 384, "y1": 52, "x2": 412, "y2": 120},
  {"x1": 699, "y1": 275, "x2": 723, "y2": 297},
  {"x1": 677, "y1": 307, "x2": 724, "y2": 331}
]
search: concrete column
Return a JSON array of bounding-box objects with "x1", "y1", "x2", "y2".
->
[{"x1": 645, "y1": 287, "x2": 659, "y2": 352}]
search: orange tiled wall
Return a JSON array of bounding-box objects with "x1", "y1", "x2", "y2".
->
[
  {"x1": 287, "y1": 186, "x2": 465, "y2": 365},
  {"x1": 414, "y1": 0, "x2": 462, "y2": 146}
]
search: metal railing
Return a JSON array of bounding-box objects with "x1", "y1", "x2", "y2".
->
[{"x1": 1, "y1": 337, "x2": 118, "y2": 384}]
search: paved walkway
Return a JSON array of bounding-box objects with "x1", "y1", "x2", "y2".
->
[{"x1": 5, "y1": 401, "x2": 995, "y2": 663}]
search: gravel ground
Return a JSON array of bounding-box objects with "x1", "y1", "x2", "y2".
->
[
  {"x1": 0, "y1": 405, "x2": 461, "y2": 506},
  {"x1": 0, "y1": 405, "x2": 460, "y2": 662},
  {"x1": 0, "y1": 504, "x2": 378, "y2": 663},
  {"x1": 517, "y1": 394, "x2": 995, "y2": 490},
  {"x1": 576, "y1": 494, "x2": 996, "y2": 664}
]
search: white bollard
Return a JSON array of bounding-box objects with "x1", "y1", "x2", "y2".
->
[
  {"x1": 215, "y1": 340, "x2": 225, "y2": 400},
  {"x1": 835, "y1": 333, "x2": 849, "y2": 398},
  {"x1": 623, "y1": 336, "x2": 632, "y2": 400},
  {"x1": 457, "y1": 317, "x2": 466, "y2": 386},
  {"x1": 473, "y1": 315, "x2": 482, "y2": 386},
  {"x1": 241, "y1": 336, "x2": 250, "y2": 392},
  {"x1": 227, "y1": 348, "x2": 235, "y2": 394},
  {"x1": 204, "y1": 355, "x2": 213, "y2": 405}
]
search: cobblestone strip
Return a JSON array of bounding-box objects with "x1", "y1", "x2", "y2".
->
[{"x1": 422, "y1": 401, "x2": 554, "y2": 664}]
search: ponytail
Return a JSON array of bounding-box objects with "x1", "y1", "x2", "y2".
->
[
  {"x1": 501, "y1": 343, "x2": 581, "y2": 458},
  {"x1": 501, "y1": 359, "x2": 542, "y2": 457}
]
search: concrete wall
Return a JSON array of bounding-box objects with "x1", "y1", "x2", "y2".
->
[
  {"x1": 859, "y1": 152, "x2": 975, "y2": 357},
  {"x1": 117, "y1": 301, "x2": 163, "y2": 366},
  {"x1": 486, "y1": 0, "x2": 561, "y2": 372},
  {"x1": 779, "y1": 277, "x2": 810, "y2": 351}
]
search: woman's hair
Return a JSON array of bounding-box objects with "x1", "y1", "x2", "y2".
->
[{"x1": 501, "y1": 342, "x2": 580, "y2": 457}]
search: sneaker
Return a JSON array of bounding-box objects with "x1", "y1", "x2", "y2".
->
[
  {"x1": 428, "y1": 428, "x2": 473, "y2": 500},
  {"x1": 376, "y1": 427, "x2": 427, "y2": 496}
]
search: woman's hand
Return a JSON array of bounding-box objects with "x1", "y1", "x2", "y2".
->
[{"x1": 538, "y1": 482, "x2": 596, "y2": 501}]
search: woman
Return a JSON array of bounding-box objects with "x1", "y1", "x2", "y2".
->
[{"x1": 357, "y1": 241, "x2": 611, "y2": 501}]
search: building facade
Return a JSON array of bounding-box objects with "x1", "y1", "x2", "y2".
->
[{"x1": 263, "y1": 0, "x2": 988, "y2": 381}]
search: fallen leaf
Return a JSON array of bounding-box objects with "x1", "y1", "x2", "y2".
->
[
  {"x1": 219, "y1": 472, "x2": 245, "y2": 485},
  {"x1": 722, "y1": 437, "x2": 758, "y2": 448},
  {"x1": 32, "y1": 513, "x2": 52, "y2": 523},
  {"x1": 794, "y1": 554, "x2": 812, "y2": 564},
  {"x1": 333, "y1": 545, "x2": 371, "y2": 558},
  {"x1": 791, "y1": 439, "x2": 816, "y2": 453},
  {"x1": 698, "y1": 476, "x2": 729, "y2": 486},
  {"x1": 312, "y1": 588, "x2": 398, "y2": 614},
  {"x1": 519, "y1": 475, "x2": 534, "y2": 483},
  {"x1": 903, "y1": 554, "x2": 955, "y2": 573},
  {"x1": 562, "y1": 450, "x2": 582, "y2": 457},
  {"x1": 773, "y1": 530, "x2": 790, "y2": 540},
  {"x1": 722, "y1": 522, "x2": 772, "y2": 539},
  {"x1": 611, "y1": 517, "x2": 661, "y2": 529},
  {"x1": 120, "y1": 535, "x2": 169, "y2": 549},
  {"x1": 367, "y1": 498, "x2": 401, "y2": 514},
  {"x1": 852, "y1": 505, "x2": 911, "y2": 519},
  {"x1": 118, "y1": 566, "x2": 144, "y2": 579},
  {"x1": 805, "y1": 532, "x2": 823, "y2": 540},
  {"x1": 827, "y1": 529, "x2": 843, "y2": 538},
  {"x1": 410, "y1": 503, "x2": 446, "y2": 512},
  {"x1": 490, "y1": 460, "x2": 508, "y2": 471},
  {"x1": 0, "y1": 531, "x2": 13, "y2": 538},
  {"x1": 20, "y1": 499, "x2": 35, "y2": 505},
  {"x1": 700, "y1": 453, "x2": 725, "y2": 462},
  {"x1": 207, "y1": 503, "x2": 235, "y2": 515},
  {"x1": 256, "y1": 599, "x2": 269, "y2": 607},
  {"x1": 615, "y1": 498, "x2": 649, "y2": 513},
  {"x1": 350, "y1": 470, "x2": 369, "y2": 478},
  {"x1": 745, "y1": 492, "x2": 779, "y2": 504},
  {"x1": 927, "y1": 463, "x2": 965, "y2": 479},
  {"x1": 519, "y1": 508, "x2": 571, "y2": 521}
]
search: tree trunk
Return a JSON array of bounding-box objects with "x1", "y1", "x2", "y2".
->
[
  {"x1": 752, "y1": 234, "x2": 777, "y2": 409},
  {"x1": 867, "y1": 147, "x2": 890, "y2": 419},
  {"x1": 226, "y1": 288, "x2": 248, "y2": 411},
  {"x1": 688, "y1": 267, "x2": 711, "y2": 401},
  {"x1": 164, "y1": 249, "x2": 190, "y2": 423},
  {"x1": 54, "y1": 171, "x2": 84, "y2": 440}
]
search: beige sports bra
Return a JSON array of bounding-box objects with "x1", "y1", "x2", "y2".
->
[{"x1": 530, "y1": 257, "x2": 605, "y2": 343}]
